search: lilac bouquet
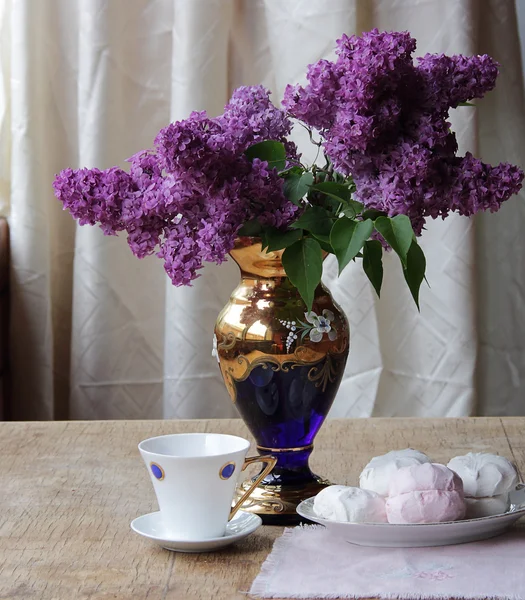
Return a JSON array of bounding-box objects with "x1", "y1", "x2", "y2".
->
[{"x1": 54, "y1": 29, "x2": 523, "y2": 309}]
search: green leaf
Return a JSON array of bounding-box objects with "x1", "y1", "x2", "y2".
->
[
  {"x1": 403, "y1": 241, "x2": 426, "y2": 310},
  {"x1": 341, "y1": 200, "x2": 365, "y2": 219},
  {"x1": 330, "y1": 218, "x2": 374, "y2": 275},
  {"x1": 311, "y1": 181, "x2": 352, "y2": 203},
  {"x1": 361, "y1": 208, "x2": 386, "y2": 221},
  {"x1": 244, "y1": 140, "x2": 286, "y2": 171},
  {"x1": 283, "y1": 172, "x2": 314, "y2": 206},
  {"x1": 290, "y1": 206, "x2": 334, "y2": 237},
  {"x1": 316, "y1": 239, "x2": 333, "y2": 253},
  {"x1": 374, "y1": 215, "x2": 414, "y2": 267},
  {"x1": 238, "y1": 219, "x2": 262, "y2": 236},
  {"x1": 310, "y1": 182, "x2": 363, "y2": 216},
  {"x1": 311, "y1": 231, "x2": 330, "y2": 244},
  {"x1": 282, "y1": 238, "x2": 323, "y2": 311},
  {"x1": 362, "y1": 240, "x2": 383, "y2": 298},
  {"x1": 316, "y1": 195, "x2": 341, "y2": 216},
  {"x1": 260, "y1": 227, "x2": 303, "y2": 252},
  {"x1": 310, "y1": 232, "x2": 333, "y2": 253}
]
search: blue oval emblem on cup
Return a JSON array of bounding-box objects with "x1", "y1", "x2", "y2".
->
[
  {"x1": 219, "y1": 462, "x2": 236, "y2": 480},
  {"x1": 150, "y1": 462, "x2": 165, "y2": 480}
]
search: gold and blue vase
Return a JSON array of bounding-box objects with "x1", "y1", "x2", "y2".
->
[{"x1": 214, "y1": 237, "x2": 350, "y2": 524}]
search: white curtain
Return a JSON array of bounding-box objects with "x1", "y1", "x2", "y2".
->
[{"x1": 0, "y1": 0, "x2": 524, "y2": 420}]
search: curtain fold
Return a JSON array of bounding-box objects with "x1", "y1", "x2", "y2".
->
[
  {"x1": 1, "y1": 0, "x2": 524, "y2": 420},
  {"x1": 476, "y1": 0, "x2": 525, "y2": 416}
]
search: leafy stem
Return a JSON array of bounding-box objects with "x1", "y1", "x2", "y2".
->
[{"x1": 243, "y1": 139, "x2": 427, "y2": 311}]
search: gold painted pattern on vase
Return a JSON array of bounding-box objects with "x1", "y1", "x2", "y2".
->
[{"x1": 215, "y1": 238, "x2": 350, "y2": 404}]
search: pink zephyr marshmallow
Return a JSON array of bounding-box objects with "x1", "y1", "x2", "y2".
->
[{"x1": 386, "y1": 463, "x2": 466, "y2": 524}]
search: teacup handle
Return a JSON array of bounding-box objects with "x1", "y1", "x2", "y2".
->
[{"x1": 229, "y1": 455, "x2": 277, "y2": 520}]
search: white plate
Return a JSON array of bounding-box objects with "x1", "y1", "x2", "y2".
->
[
  {"x1": 296, "y1": 484, "x2": 525, "y2": 547},
  {"x1": 130, "y1": 510, "x2": 262, "y2": 553}
]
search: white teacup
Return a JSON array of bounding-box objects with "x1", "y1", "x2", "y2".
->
[{"x1": 138, "y1": 433, "x2": 276, "y2": 540}]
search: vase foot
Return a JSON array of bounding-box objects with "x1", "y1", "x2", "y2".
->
[{"x1": 235, "y1": 475, "x2": 330, "y2": 525}]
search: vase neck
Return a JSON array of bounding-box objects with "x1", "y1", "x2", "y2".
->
[{"x1": 229, "y1": 237, "x2": 286, "y2": 279}]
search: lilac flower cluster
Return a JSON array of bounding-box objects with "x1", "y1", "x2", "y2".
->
[
  {"x1": 54, "y1": 30, "x2": 524, "y2": 289},
  {"x1": 54, "y1": 86, "x2": 298, "y2": 285},
  {"x1": 283, "y1": 29, "x2": 523, "y2": 233}
]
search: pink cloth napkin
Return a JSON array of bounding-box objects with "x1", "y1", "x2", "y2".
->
[{"x1": 250, "y1": 525, "x2": 525, "y2": 599}]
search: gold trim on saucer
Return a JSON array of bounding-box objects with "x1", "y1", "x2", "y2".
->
[{"x1": 257, "y1": 444, "x2": 314, "y2": 453}]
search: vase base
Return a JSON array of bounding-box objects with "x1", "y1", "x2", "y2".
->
[{"x1": 235, "y1": 475, "x2": 330, "y2": 525}]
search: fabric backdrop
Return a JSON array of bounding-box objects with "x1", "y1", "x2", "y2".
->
[{"x1": 0, "y1": 0, "x2": 524, "y2": 420}]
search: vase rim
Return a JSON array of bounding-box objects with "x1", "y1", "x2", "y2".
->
[{"x1": 230, "y1": 237, "x2": 285, "y2": 277}]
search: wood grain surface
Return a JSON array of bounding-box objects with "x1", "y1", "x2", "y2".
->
[{"x1": 0, "y1": 417, "x2": 523, "y2": 600}]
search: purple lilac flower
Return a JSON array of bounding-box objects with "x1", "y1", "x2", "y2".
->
[
  {"x1": 283, "y1": 29, "x2": 523, "y2": 231},
  {"x1": 448, "y1": 154, "x2": 525, "y2": 216},
  {"x1": 417, "y1": 53, "x2": 499, "y2": 111},
  {"x1": 55, "y1": 30, "x2": 524, "y2": 284},
  {"x1": 53, "y1": 167, "x2": 129, "y2": 234},
  {"x1": 54, "y1": 86, "x2": 297, "y2": 286},
  {"x1": 283, "y1": 59, "x2": 342, "y2": 130},
  {"x1": 154, "y1": 111, "x2": 232, "y2": 183},
  {"x1": 218, "y1": 85, "x2": 298, "y2": 157},
  {"x1": 284, "y1": 30, "x2": 418, "y2": 156}
]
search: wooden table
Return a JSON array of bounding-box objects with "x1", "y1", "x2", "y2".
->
[{"x1": 0, "y1": 418, "x2": 523, "y2": 599}]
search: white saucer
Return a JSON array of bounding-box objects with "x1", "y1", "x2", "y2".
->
[
  {"x1": 130, "y1": 510, "x2": 262, "y2": 553},
  {"x1": 296, "y1": 484, "x2": 525, "y2": 548}
]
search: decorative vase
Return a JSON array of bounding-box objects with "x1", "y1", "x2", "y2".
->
[{"x1": 214, "y1": 237, "x2": 350, "y2": 524}]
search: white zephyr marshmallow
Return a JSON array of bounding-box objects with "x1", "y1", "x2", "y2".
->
[
  {"x1": 359, "y1": 449, "x2": 431, "y2": 496},
  {"x1": 447, "y1": 452, "x2": 518, "y2": 498},
  {"x1": 464, "y1": 495, "x2": 510, "y2": 519},
  {"x1": 313, "y1": 485, "x2": 388, "y2": 523}
]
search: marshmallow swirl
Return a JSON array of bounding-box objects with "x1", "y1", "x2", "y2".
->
[
  {"x1": 314, "y1": 485, "x2": 387, "y2": 523},
  {"x1": 359, "y1": 449, "x2": 430, "y2": 497},
  {"x1": 447, "y1": 452, "x2": 518, "y2": 498}
]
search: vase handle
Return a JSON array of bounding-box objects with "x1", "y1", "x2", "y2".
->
[{"x1": 229, "y1": 455, "x2": 277, "y2": 520}]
